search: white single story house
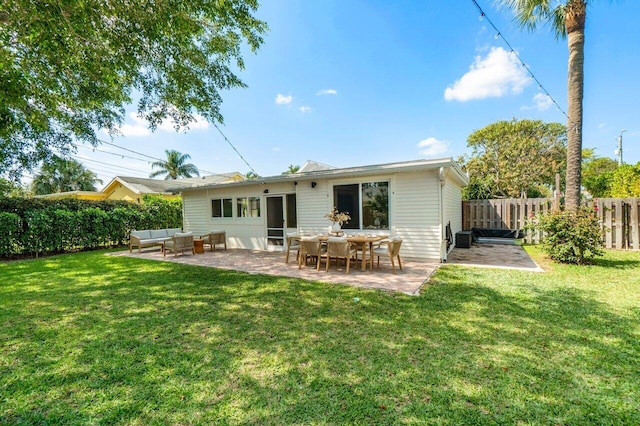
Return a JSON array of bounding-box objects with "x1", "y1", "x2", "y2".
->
[{"x1": 178, "y1": 158, "x2": 468, "y2": 261}]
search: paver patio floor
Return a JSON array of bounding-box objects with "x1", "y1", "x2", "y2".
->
[
  {"x1": 115, "y1": 248, "x2": 441, "y2": 295},
  {"x1": 114, "y1": 242, "x2": 541, "y2": 294}
]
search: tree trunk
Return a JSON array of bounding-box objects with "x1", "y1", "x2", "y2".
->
[{"x1": 564, "y1": 1, "x2": 586, "y2": 211}]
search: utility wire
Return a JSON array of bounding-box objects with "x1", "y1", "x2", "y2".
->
[
  {"x1": 72, "y1": 155, "x2": 151, "y2": 175},
  {"x1": 77, "y1": 145, "x2": 153, "y2": 164},
  {"x1": 93, "y1": 139, "x2": 215, "y2": 175},
  {"x1": 212, "y1": 123, "x2": 260, "y2": 177},
  {"x1": 470, "y1": 0, "x2": 571, "y2": 125}
]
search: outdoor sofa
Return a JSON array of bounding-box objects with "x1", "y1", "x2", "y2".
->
[{"x1": 129, "y1": 228, "x2": 182, "y2": 252}]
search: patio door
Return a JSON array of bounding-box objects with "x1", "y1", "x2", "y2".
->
[{"x1": 266, "y1": 196, "x2": 285, "y2": 247}]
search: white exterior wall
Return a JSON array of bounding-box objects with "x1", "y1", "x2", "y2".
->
[
  {"x1": 443, "y1": 173, "x2": 463, "y2": 257},
  {"x1": 296, "y1": 180, "x2": 332, "y2": 233},
  {"x1": 182, "y1": 181, "x2": 296, "y2": 250},
  {"x1": 181, "y1": 166, "x2": 462, "y2": 261},
  {"x1": 296, "y1": 171, "x2": 441, "y2": 258},
  {"x1": 392, "y1": 170, "x2": 442, "y2": 260}
]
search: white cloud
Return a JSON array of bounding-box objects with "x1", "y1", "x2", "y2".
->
[
  {"x1": 532, "y1": 93, "x2": 553, "y2": 111},
  {"x1": 275, "y1": 93, "x2": 293, "y2": 104},
  {"x1": 299, "y1": 106, "x2": 312, "y2": 113},
  {"x1": 272, "y1": 146, "x2": 281, "y2": 152},
  {"x1": 119, "y1": 123, "x2": 151, "y2": 137},
  {"x1": 116, "y1": 112, "x2": 208, "y2": 136},
  {"x1": 417, "y1": 137, "x2": 449, "y2": 157},
  {"x1": 317, "y1": 89, "x2": 338, "y2": 96},
  {"x1": 158, "y1": 113, "x2": 209, "y2": 131},
  {"x1": 118, "y1": 113, "x2": 151, "y2": 136},
  {"x1": 444, "y1": 47, "x2": 531, "y2": 101},
  {"x1": 521, "y1": 93, "x2": 554, "y2": 111}
]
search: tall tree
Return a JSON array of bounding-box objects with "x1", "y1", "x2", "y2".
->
[
  {"x1": 150, "y1": 150, "x2": 200, "y2": 180},
  {"x1": 498, "y1": 0, "x2": 590, "y2": 210},
  {"x1": 464, "y1": 119, "x2": 566, "y2": 199},
  {"x1": 0, "y1": 178, "x2": 28, "y2": 197},
  {"x1": 31, "y1": 158, "x2": 102, "y2": 195},
  {"x1": 0, "y1": 1, "x2": 266, "y2": 181},
  {"x1": 609, "y1": 163, "x2": 640, "y2": 197},
  {"x1": 581, "y1": 148, "x2": 618, "y2": 197}
]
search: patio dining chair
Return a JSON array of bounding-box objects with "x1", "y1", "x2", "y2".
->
[
  {"x1": 372, "y1": 238, "x2": 403, "y2": 273},
  {"x1": 321, "y1": 237, "x2": 357, "y2": 274},
  {"x1": 285, "y1": 232, "x2": 301, "y2": 263},
  {"x1": 298, "y1": 238, "x2": 324, "y2": 270}
]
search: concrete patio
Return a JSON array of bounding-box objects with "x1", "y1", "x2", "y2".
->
[
  {"x1": 446, "y1": 243, "x2": 543, "y2": 272},
  {"x1": 115, "y1": 248, "x2": 442, "y2": 295}
]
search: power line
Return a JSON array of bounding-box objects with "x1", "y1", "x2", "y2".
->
[
  {"x1": 211, "y1": 123, "x2": 260, "y2": 177},
  {"x1": 77, "y1": 145, "x2": 153, "y2": 164},
  {"x1": 470, "y1": 0, "x2": 570, "y2": 124},
  {"x1": 72, "y1": 155, "x2": 151, "y2": 175},
  {"x1": 95, "y1": 139, "x2": 216, "y2": 175},
  {"x1": 97, "y1": 139, "x2": 164, "y2": 162}
]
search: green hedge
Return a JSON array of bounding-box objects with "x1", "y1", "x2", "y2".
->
[{"x1": 0, "y1": 195, "x2": 182, "y2": 258}]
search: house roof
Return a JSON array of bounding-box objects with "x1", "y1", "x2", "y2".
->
[
  {"x1": 177, "y1": 158, "x2": 468, "y2": 192},
  {"x1": 102, "y1": 172, "x2": 243, "y2": 195},
  {"x1": 297, "y1": 160, "x2": 336, "y2": 173}
]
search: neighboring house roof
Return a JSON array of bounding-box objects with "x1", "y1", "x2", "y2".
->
[
  {"x1": 297, "y1": 160, "x2": 336, "y2": 173},
  {"x1": 102, "y1": 172, "x2": 244, "y2": 195},
  {"x1": 177, "y1": 158, "x2": 468, "y2": 192}
]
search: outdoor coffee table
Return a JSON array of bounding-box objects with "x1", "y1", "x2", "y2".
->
[{"x1": 194, "y1": 238, "x2": 205, "y2": 254}]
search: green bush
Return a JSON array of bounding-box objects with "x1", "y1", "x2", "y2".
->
[
  {"x1": 532, "y1": 208, "x2": 604, "y2": 264},
  {"x1": 0, "y1": 212, "x2": 21, "y2": 255},
  {"x1": 0, "y1": 196, "x2": 182, "y2": 257}
]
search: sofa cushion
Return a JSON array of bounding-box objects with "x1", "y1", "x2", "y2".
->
[
  {"x1": 174, "y1": 232, "x2": 193, "y2": 238},
  {"x1": 167, "y1": 228, "x2": 182, "y2": 236},
  {"x1": 131, "y1": 230, "x2": 151, "y2": 239},
  {"x1": 150, "y1": 229, "x2": 168, "y2": 239},
  {"x1": 144, "y1": 238, "x2": 168, "y2": 245}
]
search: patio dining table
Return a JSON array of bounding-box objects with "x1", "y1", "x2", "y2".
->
[{"x1": 296, "y1": 234, "x2": 388, "y2": 271}]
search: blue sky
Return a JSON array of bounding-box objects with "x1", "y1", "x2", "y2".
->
[{"x1": 81, "y1": 0, "x2": 640, "y2": 184}]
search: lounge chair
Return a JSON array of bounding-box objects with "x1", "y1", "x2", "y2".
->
[{"x1": 163, "y1": 232, "x2": 195, "y2": 257}]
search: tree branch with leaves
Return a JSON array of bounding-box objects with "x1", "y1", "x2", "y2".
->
[{"x1": 0, "y1": 0, "x2": 267, "y2": 180}]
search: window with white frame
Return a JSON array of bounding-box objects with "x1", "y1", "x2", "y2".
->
[
  {"x1": 333, "y1": 181, "x2": 389, "y2": 229},
  {"x1": 211, "y1": 198, "x2": 233, "y2": 218},
  {"x1": 236, "y1": 196, "x2": 261, "y2": 218}
]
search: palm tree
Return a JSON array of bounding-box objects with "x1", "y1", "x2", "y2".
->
[
  {"x1": 31, "y1": 158, "x2": 102, "y2": 195},
  {"x1": 282, "y1": 164, "x2": 300, "y2": 175},
  {"x1": 150, "y1": 150, "x2": 200, "y2": 180},
  {"x1": 499, "y1": 0, "x2": 589, "y2": 211}
]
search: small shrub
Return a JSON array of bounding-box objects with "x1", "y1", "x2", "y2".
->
[{"x1": 532, "y1": 208, "x2": 604, "y2": 264}]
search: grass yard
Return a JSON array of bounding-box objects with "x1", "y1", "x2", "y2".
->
[{"x1": 1, "y1": 247, "x2": 639, "y2": 425}]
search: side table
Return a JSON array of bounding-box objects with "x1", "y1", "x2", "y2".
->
[{"x1": 194, "y1": 238, "x2": 205, "y2": 254}]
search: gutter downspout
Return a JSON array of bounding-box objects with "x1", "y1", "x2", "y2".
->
[{"x1": 438, "y1": 167, "x2": 446, "y2": 262}]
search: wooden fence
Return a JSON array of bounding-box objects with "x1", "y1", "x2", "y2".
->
[{"x1": 462, "y1": 198, "x2": 640, "y2": 249}]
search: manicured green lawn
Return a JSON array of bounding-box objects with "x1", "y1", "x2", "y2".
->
[{"x1": 1, "y1": 247, "x2": 639, "y2": 424}]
